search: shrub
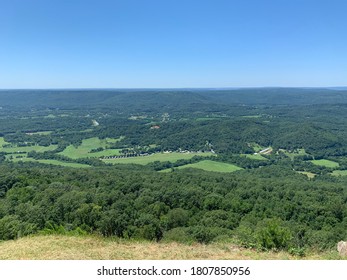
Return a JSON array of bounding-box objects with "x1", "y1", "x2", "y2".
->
[
  {"x1": 255, "y1": 218, "x2": 292, "y2": 250},
  {"x1": 0, "y1": 215, "x2": 21, "y2": 240}
]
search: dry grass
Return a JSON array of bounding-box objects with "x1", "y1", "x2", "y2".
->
[
  {"x1": 0, "y1": 235, "x2": 344, "y2": 260},
  {"x1": 297, "y1": 171, "x2": 316, "y2": 179}
]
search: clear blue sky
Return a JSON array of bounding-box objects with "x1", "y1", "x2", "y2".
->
[{"x1": 1, "y1": 0, "x2": 346, "y2": 88}]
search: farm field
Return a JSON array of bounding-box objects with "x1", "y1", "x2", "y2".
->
[
  {"x1": 1, "y1": 137, "x2": 58, "y2": 153},
  {"x1": 0, "y1": 137, "x2": 10, "y2": 146},
  {"x1": 311, "y1": 159, "x2": 339, "y2": 168},
  {"x1": 243, "y1": 154, "x2": 268, "y2": 160},
  {"x1": 10, "y1": 156, "x2": 90, "y2": 168},
  {"x1": 196, "y1": 117, "x2": 221, "y2": 121},
  {"x1": 102, "y1": 152, "x2": 214, "y2": 165},
  {"x1": 242, "y1": 115, "x2": 262, "y2": 118},
  {"x1": 0, "y1": 141, "x2": 58, "y2": 154},
  {"x1": 249, "y1": 143, "x2": 264, "y2": 152},
  {"x1": 176, "y1": 160, "x2": 242, "y2": 173},
  {"x1": 298, "y1": 171, "x2": 316, "y2": 179},
  {"x1": 1, "y1": 145, "x2": 58, "y2": 153},
  {"x1": 26, "y1": 131, "x2": 52, "y2": 135},
  {"x1": 331, "y1": 170, "x2": 347, "y2": 176},
  {"x1": 59, "y1": 137, "x2": 122, "y2": 159},
  {"x1": 280, "y1": 149, "x2": 307, "y2": 160},
  {"x1": 5, "y1": 153, "x2": 26, "y2": 160},
  {"x1": 105, "y1": 137, "x2": 124, "y2": 143}
]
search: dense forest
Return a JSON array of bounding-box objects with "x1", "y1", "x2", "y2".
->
[{"x1": 0, "y1": 88, "x2": 347, "y2": 255}]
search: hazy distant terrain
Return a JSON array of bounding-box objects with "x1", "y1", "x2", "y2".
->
[{"x1": 1, "y1": 88, "x2": 347, "y2": 109}]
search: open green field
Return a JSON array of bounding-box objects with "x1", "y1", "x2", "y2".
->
[
  {"x1": 59, "y1": 137, "x2": 122, "y2": 159},
  {"x1": 1, "y1": 145, "x2": 58, "y2": 153},
  {"x1": 196, "y1": 117, "x2": 220, "y2": 121},
  {"x1": 26, "y1": 131, "x2": 52, "y2": 135},
  {"x1": 242, "y1": 115, "x2": 262, "y2": 118},
  {"x1": 242, "y1": 154, "x2": 268, "y2": 160},
  {"x1": 103, "y1": 152, "x2": 214, "y2": 165},
  {"x1": 311, "y1": 159, "x2": 339, "y2": 168},
  {"x1": 0, "y1": 137, "x2": 10, "y2": 147},
  {"x1": 331, "y1": 170, "x2": 347, "y2": 176},
  {"x1": 10, "y1": 157, "x2": 90, "y2": 168},
  {"x1": 5, "y1": 153, "x2": 27, "y2": 160},
  {"x1": 106, "y1": 137, "x2": 124, "y2": 143},
  {"x1": 175, "y1": 160, "x2": 242, "y2": 173},
  {"x1": 43, "y1": 114, "x2": 70, "y2": 118},
  {"x1": 0, "y1": 138, "x2": 58, "y2": 153},
  {"x1": 1, "y1": 137, "x2": 58, "y2": 153},
  {"x1": 249, "y1": 143, "x2": 264, "y2": 152},
  {"x1": 44, "y1": 114, "x2": 56, "y2": 118},
  {"x1": 280, "y1": 148, "x2": 307, "y2": 160}
]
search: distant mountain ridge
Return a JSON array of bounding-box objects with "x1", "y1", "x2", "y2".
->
[{"x1": 1, "y1": 88, "x2": 347, "y2": 109}]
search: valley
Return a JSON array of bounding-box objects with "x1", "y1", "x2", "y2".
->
[{"x1": 0, "y1": 89, "x2": 347, "y2": 259}]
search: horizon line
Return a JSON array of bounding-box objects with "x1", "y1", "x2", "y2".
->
[{"x1": 1, "y1": 86, "x2": 347, "y2": 91}]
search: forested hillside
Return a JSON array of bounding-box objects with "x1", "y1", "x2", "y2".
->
[{"x1": 0, "y1": 164, "x2": 346, "y2": 252}]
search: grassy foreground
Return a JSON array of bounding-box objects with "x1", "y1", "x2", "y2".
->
[{"x1": 0, "y1": 235, "x2": 343, "y2": 260}]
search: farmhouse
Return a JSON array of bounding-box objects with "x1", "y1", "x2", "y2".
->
[{"x1": 259, "y1": 147, "x2": 272, "y2": 155}]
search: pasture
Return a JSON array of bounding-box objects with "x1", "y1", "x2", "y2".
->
[
  {"x1": 249, "y1": 143, "x2": 264, "y2": 152},
  {"x1": 242, "y1": 115, "x2": 262, "y2": 118},
  {"x1": 331, "y1": 170, "x2": 347, "y2": 176},
  {"x1": 311, "y1": 159, "x2": 339, "y2": 168},
  {"x1": 297, "y1": 171, "x2": 316, "y2": 179},
  {"x1": 243, "y1": 154, "x2": 267, "y2": 160},
  {"x1": 26, "y1": 131, "x2": 52, "y2": 135},
  {"x1": 176, "y1": 160, "x2": 242, "y2": 173},
  {"x1": 281, "y1": 148, "x2": 307, "y2": 160},
  {"x1": 10, "y1": 156, "x2": 90, "y2": 168},
  {"x1": 0, "y1": 137, "x2": 10, "y2": 147},
  {"x1": 0, "y1": 142, "x2": 58, "y2": 153},
  {"x1": 59, "y1": 137, "x2": 122, "y2": 159},
  {"x1": 102, "y1": 152, "x2": 214, "y2": 165},
  {"x1": 196, "y1": 117, "x2": 220, "y2": 121}
]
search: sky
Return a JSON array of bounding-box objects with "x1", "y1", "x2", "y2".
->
[{"x1": 0, "y1": 0, "x2": 346, "y2": 88}]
